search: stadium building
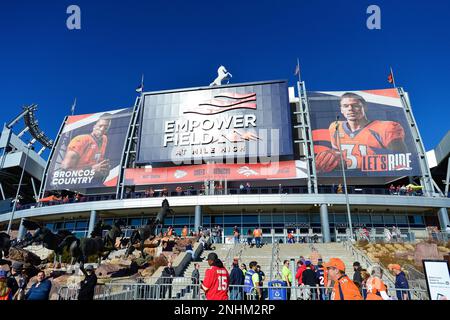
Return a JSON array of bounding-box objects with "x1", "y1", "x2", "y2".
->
[{"x1": 1, "y1": 78, "x2": 449, "y2": 242}]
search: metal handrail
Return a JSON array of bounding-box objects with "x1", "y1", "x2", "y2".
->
[
  {"x1": 342, "y1": 241, "x2": 396, "y2": 288},
  {"x1": 86, "y1": 281, "x2": 428, "y2": 300}
]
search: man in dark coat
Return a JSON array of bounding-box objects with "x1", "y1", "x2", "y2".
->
[
  {"x1": 78, "y1": 265, "x2": 97, "y2": 300},
  {"x1": 229, "y1": 258, "x2": 244, "y2": 300},
  {"x1": 191, "y1": 263, "x2": 200, "y2": 298},
  {"x1": 352, "y1": 261, "x2": 363, "y2": 292},
  {"x1": 161, "y1": 262, "x2": 176, "y2": 299}
]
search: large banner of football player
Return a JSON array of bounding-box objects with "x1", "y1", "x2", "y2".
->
[
  {"x1": 45, "y1": 108, "x2": 132, "y2": 191},
  {"x1": 309, "y1": 89, "x2": 421, "y2": 178}
]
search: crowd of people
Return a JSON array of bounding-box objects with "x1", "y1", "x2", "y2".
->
[
  {"x1": 197, "y1": 250, "x2": 412, "y2": 301},
  {"x1": 388, "y1": 184, "x2": 423, "y2": 196},
  {"x1": 0, "y1": 262, "x2": 98, "y2": 301}
]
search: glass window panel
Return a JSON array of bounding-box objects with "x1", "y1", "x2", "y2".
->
[
  {"x1": 359, "y1": 215, "x2": 371, "y2": 223},
  {"x1": 223, "y1": 215, "x2": 240, "y2": 224},
  {"x1": 272, "y1": 215, "x2": 284, "y2": 224},
  {"x1": 260, "y1": 215, "x2": 272, "y2": 223},
  {"x1": 174, "y1": 217, "x2": 189, "y2": 225},
  {"x1": 297, "y1": 215, "x2": 309, "y2": 223},
  {"x1": 372, "y1": 215, "x2": 383, "y2": 224},
  {"x1": 64, "y1": 222, "x2": 75, "y2": 230},
  {"x1": 212, "y1": 216, "x2": 223, "y2": 224},
  {"x1": 242, "y1": 215, "x2": 258, "y2": 224},
  {"x1": 75, "y1": 221, "x2": 88, "y2": 229},
  {"x1": 413, "y1": 215, "x2": 424, "y2": 224},
  {"x1": 224, "y1": 227, "x2": 235, "y2": 236},
  {"x1": 165, "y1": 216, "x2": 174, "y2": 226},
  {"x1": 311, "y1": 215, "x2": 320, "y2": 223},
  {"x1": 130, "y1": 218, "x2": 142, "y2": 226},
  {"x1": 383, "y1": 215, "x2": 395, "y2": 224},
  {"x1": 203, "y1": 216, "x2": 211, "y2": 225},
  {"x1": 284, "y1": 214, "x2": 296, "y2": 223},
  {"x1": 335, "y1": 215, "x2": 348, "y2": 223},
  {"x1": 395, "y1": 216, "x2": 408, "y2": 224}
]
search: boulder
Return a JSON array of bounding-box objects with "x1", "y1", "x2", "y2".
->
[
  {"x1": 143, "y1": 238, "x2": 161, "y2": 248},
  {"x1": 8, "y1": 247, "x2": 41, "y2": 265},
  {"x1": 107, "y1": 249, "x2": 128, "y2": 260},
  {"x1": 143, "y1": 248, "x2": 156, "y2": 257},
  {"x1": 140, "y1": 266, "x2": 156, "y2": 277},
  {"x1": 414, "y1": 242, "x2": 441, "y2": 266},
  {"x1": 108, "y1": 258, "x2": 132, "y2": 267},
  {"x1": 23, "y1": 245, "x2": 54, "y2": 261},
  {"x1": 95, "y1": 263, "x2": 124, "y2": 278}
]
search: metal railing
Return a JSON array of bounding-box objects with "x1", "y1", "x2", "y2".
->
[
  {"x1": 342, "y1": 241, "x2": 396, "y2": 287},
  {"x1": 60, "y1": 282, "x2": 428, "y2": 300},
  {"x1": 7, "y1": 185, "x2": 431, "y2": 214}
]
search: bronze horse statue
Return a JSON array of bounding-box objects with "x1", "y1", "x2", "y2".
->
[
  {"x1": 125, "y1": 199, "x2": 173, "y2": 257},
  {"x1": 60, "y1": 220, "x2": 111, "y2": 269},
  {"x1": 0, "y1": 232, "x2": 11, "y2": 260},
  {"x1": 103, "y1": 219, "x2": 126, "y2": 250},
  {"x1": 19, "y1": 219, "x2": 75, "y2": 264}
]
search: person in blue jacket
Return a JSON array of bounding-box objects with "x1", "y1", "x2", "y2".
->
[
  {"x1": 390, "y1": 264, "x2": 410, "y2": 300},
  {"x1": 229, "y1": 258, "x2": 245, "y2": 300},
  {"x1": 25, "y1": 270, "x2": 52, "y2": 300}
]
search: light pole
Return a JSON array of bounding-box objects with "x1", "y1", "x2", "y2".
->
[
  {"x1": 7, "y1": 144, "x2": 32, "y2": 234},
  {"x1": 334, "y1": 117, "x2": 353, "y2": 241}
]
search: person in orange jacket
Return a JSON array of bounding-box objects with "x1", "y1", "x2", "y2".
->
[
  {"x1": 181, "y1": 225, "x2": 188, "y2": 238},
  {"x1": 324, "y1": 258, "x2": 363, "y2": 300},
  {"x1": 365, "y1": 265, "x2": 390, "y2": 300}
]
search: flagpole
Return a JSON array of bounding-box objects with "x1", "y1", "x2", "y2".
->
[
  {"x1": 335, "y1": 116, "x2": 354, "y2": 241},
  {"x1": 71, "y1": 98, "x2": 77, "y2": 116},
  {"x1": 390, "y1": 66, "x2": 397, "y2": 88},
  {"x1": 296, "y1": 58, "x2": 302, "y2": 83}
]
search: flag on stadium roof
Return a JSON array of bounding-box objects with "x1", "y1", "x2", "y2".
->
[
  {"x1": 388, "y1": 67, "x2": 396, "y2": 87},
  {"x1": 136, "y1": 74, "x2": 144, "y2": 93}
]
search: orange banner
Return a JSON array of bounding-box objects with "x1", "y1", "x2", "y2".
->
[{"x1": 124, "y1": 161, "x2": 300, "y2": 185}]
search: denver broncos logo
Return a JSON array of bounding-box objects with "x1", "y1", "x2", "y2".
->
[{"x1": 183, "y1": 92, "x2": 256, "y2": 115}]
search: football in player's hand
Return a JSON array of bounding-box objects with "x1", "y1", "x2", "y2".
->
[{"x1": 315, "y1": 150, "x2": 340, "y2": 173}]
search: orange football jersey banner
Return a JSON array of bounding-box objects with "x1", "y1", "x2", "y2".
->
[
  {"x1": 45, "y1": 108, "x2": 132, "y2": 191},
  {"x1": 309, "y1": 88, "x2": 421, "y2": 179}
]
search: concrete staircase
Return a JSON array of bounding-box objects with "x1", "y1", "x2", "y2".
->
[
  {"x1": 172, "y1": 242, "x2": 361, "y2": 299},
  {"x1": 172, "y1": 244, "x2": 231, "y2": 299}
]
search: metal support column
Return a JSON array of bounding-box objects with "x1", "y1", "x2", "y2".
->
[
  {"x1": 445, "y1": 159, "x2": 450, "y2": 197},
  {"x1": 116, "y1": 96, "x2": 143, "y2": 200},
  {"x1": 320, "y1": 204, "x2": 331, "y2": 243},
  {"x1": 194, "y1": 205, "x2": 202, "y2": 233},
  {"x1": 437, "y1": 208, "x2": 450, "y2": 231},
  {"x1": 293, "y1": 81, "x2": 318, "y2": 194},
  {"x1": 0, "y1": 182, "x2": 5, "y2": 200},
  {"x1": 7, "y1": 146, "x2": 31, "y2": 233},
  {"x1": 30, "y1": 177, "x2": 38, "y2": 202},
  {"x1": 397, "y1": 88, "x2": 434, "y2": 197},
  {"x1": 38, "y1": 116, "x2": 68, "y2": 201},
  {"x1": 87, "y1": 210, "x2": 97, "y2": 238}
]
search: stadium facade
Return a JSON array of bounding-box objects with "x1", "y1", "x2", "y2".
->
[{"x1": 0, "y1": 79, "x2": 449, "y2": 242}]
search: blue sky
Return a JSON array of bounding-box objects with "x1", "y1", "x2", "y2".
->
[{"x1": 0, "y1": 0, "x2": 449, "y2": 154}]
